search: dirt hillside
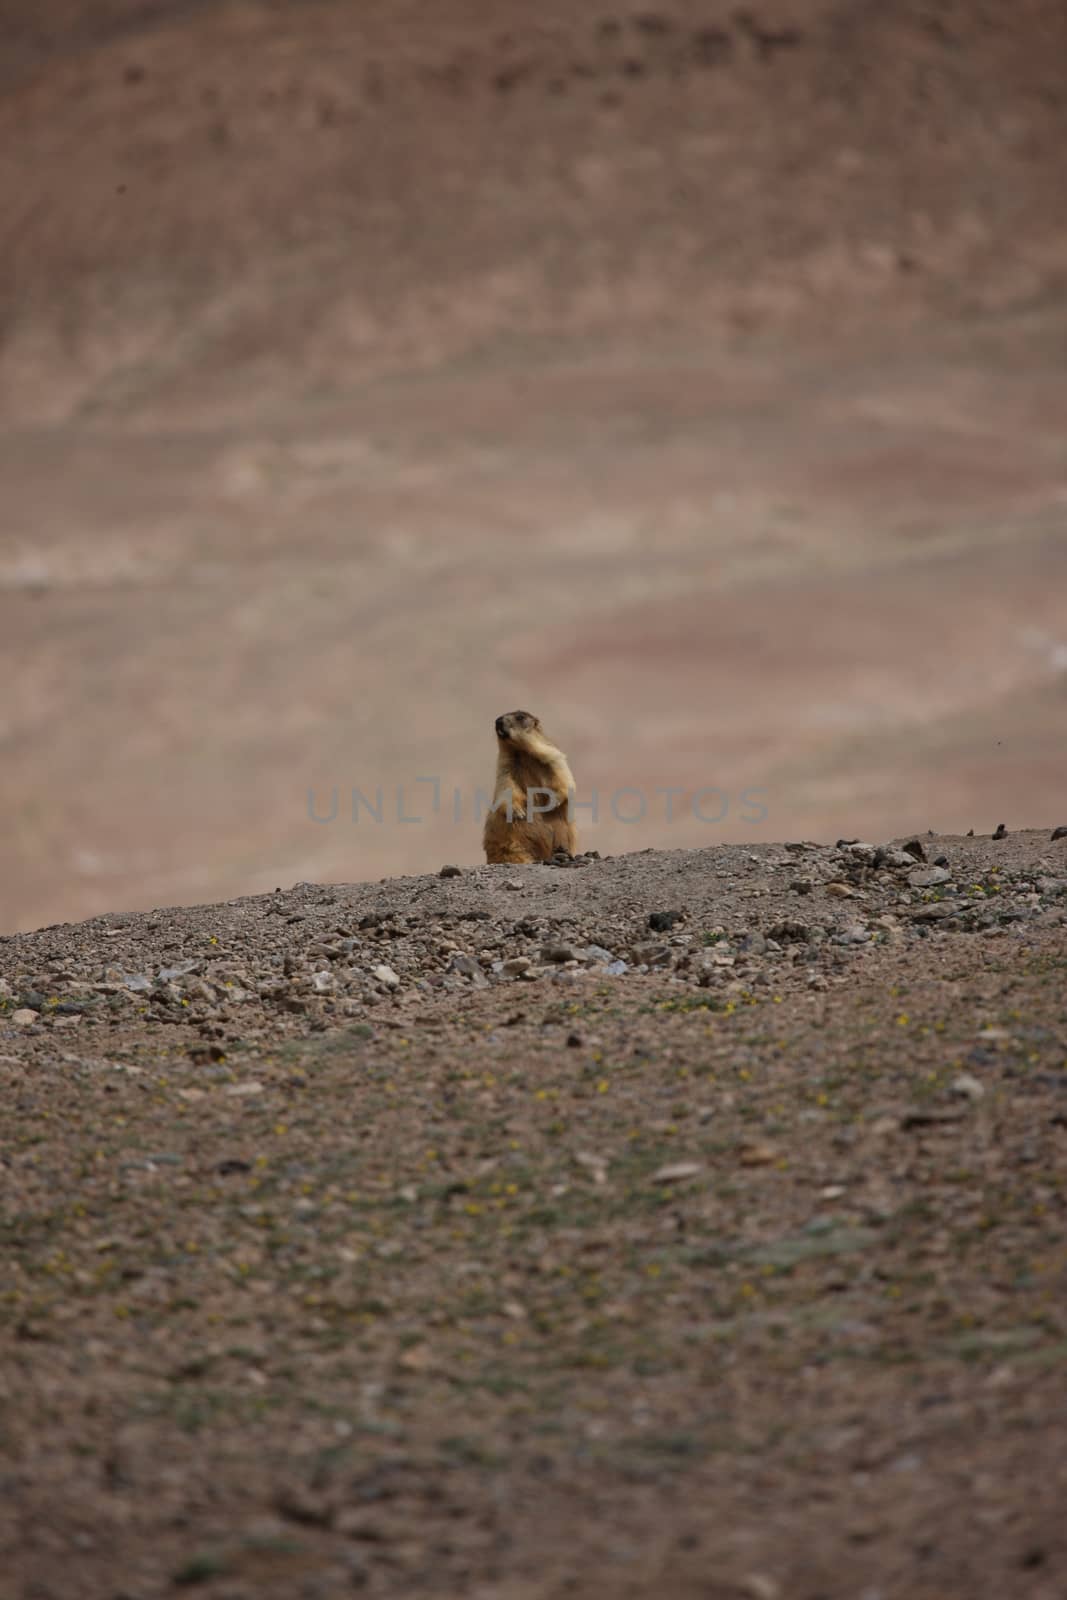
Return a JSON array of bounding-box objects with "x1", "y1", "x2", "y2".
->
[
  {"x1": 2, "y1": 1, "x2": 1066, "y2": 927},
  {"x1": 4, "y1": 0, "x2": 1067, "y2": 422},
  {"x1": 3, "y1": 829, "x2": 1067, "y2": 1597}
]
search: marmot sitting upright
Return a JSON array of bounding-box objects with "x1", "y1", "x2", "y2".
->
[{"x1": 482, "y1": 710, "x2": 577, "y2": 865}]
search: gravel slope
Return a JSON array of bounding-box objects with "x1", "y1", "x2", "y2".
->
[{"x1": 2, "y1": 829, "x2": 1067, "y2": 1599}]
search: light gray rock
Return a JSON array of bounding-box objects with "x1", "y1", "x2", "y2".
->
[
  {"x1": 631, "y1": 943, "x2": 671, "y2": 968},
  {"x1": 908, "y1": 866, "x2": 951, "y2": 888}
]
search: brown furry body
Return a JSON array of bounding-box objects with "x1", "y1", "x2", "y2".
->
[{"x1": 482, "y1": 711, "x2": 577, "y2": 865}]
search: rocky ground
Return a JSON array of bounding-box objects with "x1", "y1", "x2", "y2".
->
[{"x1": 3, "y1": 828, "x2": 1067, "y2": 1598}]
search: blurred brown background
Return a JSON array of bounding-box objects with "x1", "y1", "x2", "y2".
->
[{"x1": 2, "y1": 0, "x2": 1066, "y2": 932}]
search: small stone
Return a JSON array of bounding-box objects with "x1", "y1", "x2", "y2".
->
[
  {"x1": 225, "y1": 1081, "x2": 265, "y2": 1096},
  {"x1": 438, "y1": 865, "x2": 462, "y2": 878},
  {"x1": 566, "y1": 1032, "x2": 583, "y2": 1047},
  {"x1": 11, "y1": 1009, "x2": 38, "y2": 1027},
  {"x1": 648, "y1": 910, "x2": 683, "y2": 932},
  {"x1": 584, "y1": 944, "x2": 614, "y2": 964},
  {"x1": 790, "y1": 879, "x2": 813, "y2": 895},
  {"x1": 993, "y1": 822, "x2": 1008, "y2": 840},
  {"x1": 631, "y1": 943, "x2": 671, "y2": 967},
  {"x1": 739, "y1": 1141, "x2": 777, "y2": 1167},
  {"x1": 825, "y1": 882, "x2": 855, "y2": 898},
  {"x1": 274, "y1": 1485, "x2": 334, "y2": 1528},
  {"x1": 604, "y1": 960, "x2": 628, "y2": 976},
  {"x1": 159, "y1": 960, "x2": 198, "y2": 981},
  {"x1": 742, "y1": 1576, "x2": 782, "y2": 1600},
  {"x1": 502, "y1": 956, "x2": 532, "y2": 976},
  {"x1": 372, "y1": 964, "x2": 400, "y2": 989},
  {"x1": 902, "y1": 838, "x2": 927, "y2": 862},
  {"x1": 504, "y1": 879, "x2": 525, "y2": 891},
  {"x1": 397, "y1": 1343, "x2": 435, "y2": 1373},
  {"x1": 1051, "y1": 825, "x2": 1067, "y2": 842},
  {"x1": 908, "y1": 866, "x2": 950, "y2": 888},
  {"x1": 311, "y1": 970, "x2": 334, "y2": 992},
  {"x1": 574, "y1": 1152, "x2": 607, "y2": 1183},
  {"x1": 951, "y1": 1072, "x2": 985, "y2": 1101},
  {"x1": 651, "y1": 1162, "x2": 703, "y2": 1184},
  {"x1": 541, "y1": 945, "x2": 577, "y2": 964}
]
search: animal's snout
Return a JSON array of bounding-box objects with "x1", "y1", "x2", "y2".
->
[{"x1": 495, "y1": 715, "x2": 507, "y2": 739}]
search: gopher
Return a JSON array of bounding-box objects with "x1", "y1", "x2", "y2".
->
[{"x1": 482, "y1": 710, "x2": 577, "y2": 865}]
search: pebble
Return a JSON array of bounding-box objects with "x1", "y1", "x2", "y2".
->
[
  {"x1": 631, "y1": 943, "x2": 671, "y2": 967},
  {"x1": 372, "y1": 964, "x2": 400, "y2": 989},
  {"x1": 825, "y1": 882, "x2": 855, "y2": 898},
  {"x1": 11, "y1": 1009, "x2": 38, "y2": 1027},
  {"x1": 951, "y1": 1073, "x2": 985, "y2": 1101},
  {"x1": 908, "y1": 866, "x2": 951, "y2": 888},
  {"x1": 159, "y1": 960, "x2": 198, "y2": 981},
  {"x1": 651, "y1": 1162, "x2": 703, "y2": 1184},
  {"x1": 1051, "y1": 825, "x2": 1067, "y2": 842},
  {"x1": 648, "y1": 910, "x2": 683, "y2": 932},
  {"x1": 739, "y1": 1141, "x2": 778, "y2": 1167},
  {"x1": 541, "y1": 945, "x2": 577, "y2": 964},
  {"x1": 438, "y1": 865, "x2": 462, "y2": 878},
  {"x1": 502, "y1": 956, "x2": 532, "y2": 976},
  {"x1": 742, "y1": 1576, "x2": 782, "y2": 1600}
]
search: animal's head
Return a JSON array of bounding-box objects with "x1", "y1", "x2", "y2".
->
[{"x1": 494, "y1": 709, "x2": 542, "y2": 747}]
